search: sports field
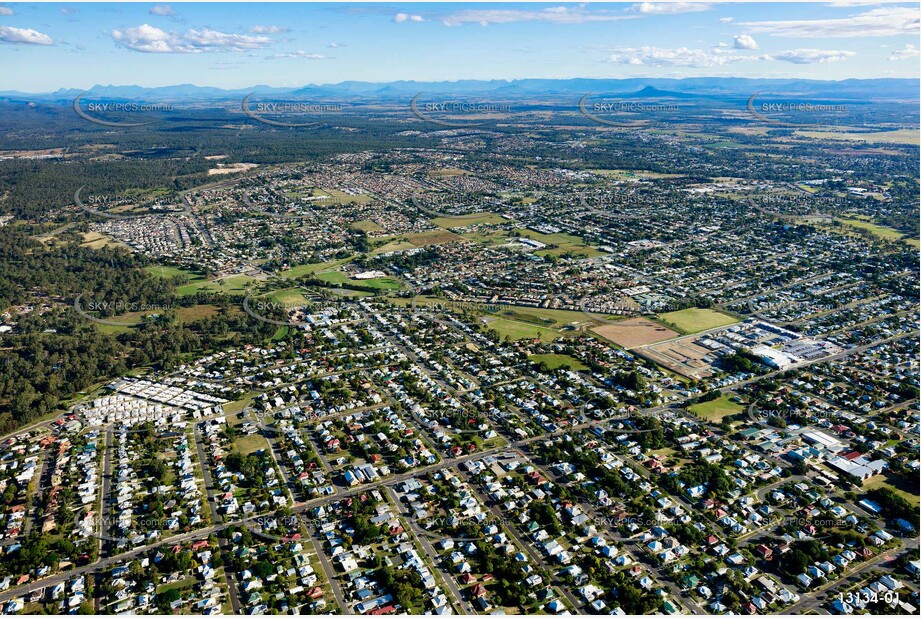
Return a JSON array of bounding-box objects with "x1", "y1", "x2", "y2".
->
[{"x1": 656, "y1": 308, "x2": 739, "y2": 334}]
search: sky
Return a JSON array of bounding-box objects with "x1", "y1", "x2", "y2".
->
[{"x1": 0, "y1": 2, "x2": 918, "y2": 91}]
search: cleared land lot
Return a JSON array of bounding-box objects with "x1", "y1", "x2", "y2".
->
[
  {"x1": 481, "y1": 317, "x2": 562, "y2": 342},
  {"x1": 688, "y1": 395, "x2": 745, "y2": 423},
  {"x1": 513, "y1": 228, "x2": 603, "y2": 258},
  {"x1": 406, "y1": 230, "x2": 466, "y2": 246},
  {"x1": 234, "y1": 433, "x2": 270, "y2": 455},
  {"x1": 430, "y1": 213, "x2": 506, "y2": 227},
  {"x1": 657, "y1": 308, "x2": 739, "y2": 334},
  {"x1": 528, "y1": 353, "x2": 588, "y2": 370},
  {"x1": 280, "y1": 258, "x2": 354, "y2": 280},
  {"x1": 80, "y1": 231, "x2": 128, "y2": 250},
  {"x1": 638, "y1": 337, "x2": 718, "y2": 380},
  {"x1": 796, "y1": 128, "x2": 919, "y2": 146},
  {"x1": 351, "y1": 219, "x2": 384, "y2": 232},
  {"x1": 591, "y1": 317, "x2": 678, "y2": 348}
]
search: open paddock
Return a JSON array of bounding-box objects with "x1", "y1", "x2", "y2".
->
[{"x1": 591, "y1": 317, "x2": 678, "y2": 348}]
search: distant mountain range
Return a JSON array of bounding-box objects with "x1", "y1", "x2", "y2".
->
[{"x1": 0, "y1": 77, "x2": 917, "y2": 103}]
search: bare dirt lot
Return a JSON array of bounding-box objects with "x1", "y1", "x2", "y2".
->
[
  {"x1": 591, "y1": 317, "x2": 678, "y2": 348},
  {"x1": 637, "y1": 338, "x2": 717, "y2": 380}
]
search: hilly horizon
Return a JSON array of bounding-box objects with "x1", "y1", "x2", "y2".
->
[{"x1": 1, "y1": 77, "x2": 918, "y2": 103}]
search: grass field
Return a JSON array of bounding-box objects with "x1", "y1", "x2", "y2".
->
[
  {"x1": 370, "y1": 239, "x2": 418, "y2": 255},
  {"x1": 91, "y1": 303, "x2": 219, "y2": 333},
  {"x1": 481, "y1": 317, "x2": 563, "y2": 342},
  {"x1": 264, "y1": 288, "x2": 312, "y2": 306},
  {"x1": 316, "y1": 270, "x2": 402, "y2": 290},
  {"x1": 80, "y1": 231, "x2": 127, "y2": 249},
  {"x1": 272, "y1": 326, "x2": 289, "y2": 341},
  {"x1": 91, "y1": 311, "x2": 152, "y2": 334},
  {"x1": 398, "y1": 297, "x2": 597, "y2": 331},
  {"x1": 862, "y1": 474, "x2": 920, "y2": 508},
  {"x1": 656, "y1": 308, "x2": 739, "y2": 334},
  {"x1": 234, "y1": 433, "x2": 270, "y2": 455},
  {"x1": 688, "y1": 395, "x2": 745, "y2": 423},
  {"x1": 352, "y1": 219, "x2": 384, "y2": 232},
  {"x1": 222, "y1": 394, "x2": 256, "y2": 416},
  {"x1": 431, "y1": 213, "x2": 506, "y2": 228},
  {"x1": 280, "y1": 258, "x2": 354, "y2": 280},
  {"x1": 528, "y1": 353, "x2": 588, "y2": 370},
  {"x1": 405, "y1": 230, "x2": 466, "y2": 246},
  {"x1": 796, "y1": 128, "x2": 919, "y2": 146},
  {"x1": 836, "y1": 218, "x2": 913, "y2": 242},
  {"x1": 513, "y1": 228, "x2": 603, "y2": 258},
  {"x1": 145, "y1": 265, "x2": 202, "y2": 280},
  {"x1": 590, "y1": 169, "x2": 683, "y2": 180},
  {"x1": 495, "y1": 306, "x2": 596, "y2": 329},
  {"x1": 461, "y1": 230, "x2": 515, "y2": 246},
  {"x1": 428, "y1": 168, "x2": 471, "y2": 177},
  {"x1": 175, "y1": 305, "x2": 220, "y2": 322},
  {"x1": 323, "y1": 188, "x2": 373, "y2": 203},
  {"x1": 177, "y1": 273, "x2": 256, "y2": 296}
]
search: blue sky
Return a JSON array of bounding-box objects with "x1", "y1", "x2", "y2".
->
[{"x1": 0, "y1": 2, "x2": 918, "y2": 91}]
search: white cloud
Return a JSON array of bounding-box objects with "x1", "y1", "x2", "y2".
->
[
  {"x1": 824, "y1": 1, "x2": 901, "y2": 6},
  {"x1": 249, "y1": 25, "x2": 288, "y2": 34},
  {"x1": 0, "y1": 25, "x2": 52, "y2": 45},
  {"x1": 768, "y1": 48, "x2": 857, "y2": 64},
  {"x1": 631, "y1": 2, "x2": 712, "y2": 15},
  {"x1": 111, "y1": 24, "x2": 272, "y2": 53},
  {"x1": 60, "y1": 6, "x2": 78, "y2": 15},
  {"x1": 741, "y1": 7, "x2": 918, "y2": 37},
  {"x1": 327, "y1": 42, "x2": 345, "y2": 48},
  {"x1": 606, "y1": 45, "x2": 748, "y2": 67},
  {"x1": 149, "y1": 5, "x2": 176, "y2": 16},
  {"x1": 438, "y1": 6, "x2": 634, "y2": 26},
  {"x1": 888, "y1": 43, "x2": 919, "y2": 60},
  {"x1": 393, "y1": 13, "x2": 424, "y2": 23},
  {"x1": 733, "y1": 34, "x2": 759, "y2": 49},
  {"x1": 719, "y1": 17, "x2": 733, "y2": 23},
  {"x1": 0, "y1": 5, "x2": 13, "y2": 16},
  {"x1": 271, "y1": 50, "x2": 328, "y2": 59}
]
